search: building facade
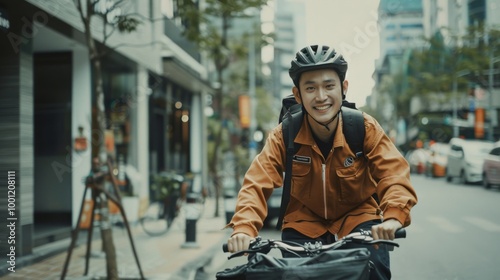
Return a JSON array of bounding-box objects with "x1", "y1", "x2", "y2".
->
[
  {"x1": 372, "y1": 0, "x2": 500, "y2": 145},
  {"x1": 272, "y1": 0, "x2": 305, "y2": 104},
  {"x1": 0, "y1": 0, "x2": 210, "y2": 270}
]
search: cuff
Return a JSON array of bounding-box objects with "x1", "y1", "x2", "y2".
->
[
  {"x1": 231, "y1": 223, "x2": 258, "y2": 238},
  {"x1": 383, "y1": 207, "x2": 411, "y2": 227}
]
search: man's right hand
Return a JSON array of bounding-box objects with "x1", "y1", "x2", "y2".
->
[{"x1": 226, "y1": 233, "x2": 253, "y2": 253}]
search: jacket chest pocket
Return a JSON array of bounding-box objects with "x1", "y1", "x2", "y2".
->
[
  {"x1": 335, "y1": 159, "x2": 372, "y2": 203},
  {"x1": 290, "y1": 154, "x2": 312, "y2": 199}
]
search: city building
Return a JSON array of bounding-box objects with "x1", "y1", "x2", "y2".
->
[
  {"x1": 0, "y1": 0, "x2": 210, "y2": 269},
  {"x1": 372, "y1": 0, "x2": 500, "y2": 145},
  {"x1": 271, "y1": 0, "x2": 305, "y2": 105},
  {"x1": 371, "y1": 0, "x2": 425, "y2": 145}
]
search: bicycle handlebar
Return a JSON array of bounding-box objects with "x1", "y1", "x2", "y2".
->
[{"x1": 223, "y1": 228, "x2": 406, "y2": 258}]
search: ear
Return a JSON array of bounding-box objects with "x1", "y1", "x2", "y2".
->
[
  {"x1": 342, "y1": 79, "x2": 349, "y2": 99},
  {"x1": 292, "y1": 87, "x2": 302, "y2": 104}
]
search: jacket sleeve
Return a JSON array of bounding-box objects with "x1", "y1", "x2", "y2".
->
[
  {"x1": 225, "y1": 125, "x2": 286, "y2": 237},
  {"x1": 363, "y1": 115, "x2": 418, "y2": 227}
]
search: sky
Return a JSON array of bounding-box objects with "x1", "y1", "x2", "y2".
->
[{"x1": 302, "y1": 0, "x2": 382, "y2": 107}]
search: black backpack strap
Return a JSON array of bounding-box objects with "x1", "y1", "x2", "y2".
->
[
  {"x1": 276, "y1": 104, "x2": 302, "y2": 230},
  {"x1": 279, "y1": 95, "x2": 299, "y2": 123},
  {"x1": 276, "y1": 104, "x2": 368, "y2": 230},
  {"x1": 341, "y1": 107, "x2": 365, "y2": 158},
  {"x1": 341, "y1": 107, "x2": 378, "y2": 202}
]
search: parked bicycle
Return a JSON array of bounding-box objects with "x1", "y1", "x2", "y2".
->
[
  {"x1": 140, "y1": 171, "x2": 185, "y2": 236},
  {"x1": 217, "y1": 228, "x2": 406, "y2": 280}
]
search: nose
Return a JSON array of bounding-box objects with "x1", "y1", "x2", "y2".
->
[{"x1": 315, "y1": 88, "x2": 327, "y2": 101}]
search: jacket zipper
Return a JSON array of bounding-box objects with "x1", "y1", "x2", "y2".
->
[{"x1": 322, "y1": 164, "x2": 327, "y2": 219}]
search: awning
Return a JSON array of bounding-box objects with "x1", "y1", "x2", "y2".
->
[{"x1": 162, "y1": 57, "x2": 214, "y2": 94}]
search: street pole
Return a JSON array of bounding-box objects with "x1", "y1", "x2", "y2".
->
[
  {"x1": 453, "y1": 76, "x2": 459, "y2": 138},
  {"x1": 484, "y1": 29, "x2": 500, "y2": 141},
  {"x1": 453, "y1": 70, "x2": 470, "y2": 138},
  {"x1": 488, "y1": 52, "x2": 494, "y2": 141},
  {"x1": 248, "y1": 26, "x2": 257, "y2": 159},
  {"x1": 487, "y1": 54, "x2": 500, "y2": 141}
]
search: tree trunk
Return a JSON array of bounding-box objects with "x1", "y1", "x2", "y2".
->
[
  {"x1": 83, "y1": 9, "x2": 118, "y2": 277},
  {"x1": 96, "y1": 191, "x2": 118, "y2": 279},
  {"x1": 210, "y1": 16, "x2": 230, "y2": 218},
  {"x1": 210, "y1": 82, "x2": 224, "y2": 218},
  {"x1": 91, "y1": 56, "x2": 119, "y2": 280}
]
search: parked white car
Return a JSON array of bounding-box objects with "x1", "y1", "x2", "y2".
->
[
  {"x1": 482, "y1": 141, "x2": 500, "y2": 189},
  {"x1": 446, "y1": 138, "x2": 494, "y2": 184}
]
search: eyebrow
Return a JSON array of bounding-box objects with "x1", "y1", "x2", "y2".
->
[{"x1": 302, "y1": 79, "x2": 336, "y2": 85}]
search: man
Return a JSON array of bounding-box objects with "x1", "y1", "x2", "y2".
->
[{"x1": 225, "y1": 45, "x2": 418, "y2": 279}]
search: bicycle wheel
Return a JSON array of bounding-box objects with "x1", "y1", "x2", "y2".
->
[{"x1": 140, "y1": 202, "x2": 171, "y2": 236}]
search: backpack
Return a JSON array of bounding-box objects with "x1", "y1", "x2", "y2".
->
[{"x1": 275, "y1": 95, "x2": 366, "y2": 230}]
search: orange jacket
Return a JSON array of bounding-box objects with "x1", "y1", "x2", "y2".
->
[{"x1": 227, "y1": 112, "x2": 417, "y2": 239}]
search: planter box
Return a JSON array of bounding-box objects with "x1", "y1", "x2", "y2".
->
[{"x1": 122, "y1": 196, "x2": 140, "y2": 224}]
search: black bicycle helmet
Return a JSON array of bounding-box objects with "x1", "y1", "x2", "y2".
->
[{"x1": 289, "y1": 45, "x2": 348, "y2": 87}]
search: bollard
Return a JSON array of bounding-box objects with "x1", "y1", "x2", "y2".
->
[
  {"x1": 224, "y1": 194, "x2": 236, "y2": 224},
  {"x1": 181, "y1": 193, "x2": 201, "y2": 248}
]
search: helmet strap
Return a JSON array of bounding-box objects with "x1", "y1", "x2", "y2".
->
[
  {"x1": 298, "y1": 85, "x2": 344, "y2": 131},
  {"x1": 341, "y1": 82, "x2": 346, "y2": 100},
  {"x1": 307, "y1": 108, "x2": 341, "y2": 131}
]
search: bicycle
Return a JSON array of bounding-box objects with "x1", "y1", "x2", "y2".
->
[
  {"x1": 140, "y1": 172, "x2": 185, "y2": 236},
  {"x1": 217, "y1": 228, "x2": 406, "y2": 280}
]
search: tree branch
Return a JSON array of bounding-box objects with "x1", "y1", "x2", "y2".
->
[
  {"x1": 74, "y1": 0, "x2": 88, "y2": 27},
  {"x1": 123, "y1": 12, "x2": 166, "y2": 22}
]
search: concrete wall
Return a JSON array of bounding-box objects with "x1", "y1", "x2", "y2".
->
[{"x1": 71, "y1": 47, "x2": 92, "y2": 226}]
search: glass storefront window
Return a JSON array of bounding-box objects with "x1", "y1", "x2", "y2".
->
[
  {"x1": 167, "y1": 85, "x2": 191, "y2": 173},
  {"x1": 103, "y1": 70, "x2": 136, "y2": 195},
  {"x1": 149, "y1": 80, "x2": 192, "y2": 177}
]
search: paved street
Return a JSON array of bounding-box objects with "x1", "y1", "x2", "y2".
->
[
  {"x1": 208, "y1": 175, "x2": 500, "y2": 280},
  {"x1": 391, "y1": 174, "x2": 500, "y2": 280},
  {"x1": 4, "y1": 174, "x2": 500, "y2": 280}
]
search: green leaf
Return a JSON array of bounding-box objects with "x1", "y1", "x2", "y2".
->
[{"x1": 116, "y1": 15, "x2": 141, "y2": 33}]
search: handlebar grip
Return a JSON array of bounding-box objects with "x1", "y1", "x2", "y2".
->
[
  {"x1": 395, "y1": 228, "x2": 406, "y2": 239},
  {"x1": 222, "y1": 230, "x2": 405, "y2": 252}
]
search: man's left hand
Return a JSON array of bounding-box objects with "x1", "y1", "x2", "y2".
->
[{"x1": 371, "y1": 219, "x2": 402, "y2": 240}]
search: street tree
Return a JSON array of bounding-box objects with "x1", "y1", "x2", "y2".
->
[
  {"x1": 381, "y1": 24, "x2": 500, "y2": 144},
  {"x1": 178, "y1": 0, "x2": 269, "y2": 217},
  {"x1": 406, "y1": 25, "x2": 499, "y2": 106},
  {"x1": 73, "y1": 1, "x2": 141, "y2": 278}
]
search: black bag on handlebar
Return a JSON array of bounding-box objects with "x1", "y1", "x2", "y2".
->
[{"x1": 216, "y1": 248, "x2": 370, "y2": 280}]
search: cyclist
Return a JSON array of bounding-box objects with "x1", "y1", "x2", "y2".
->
[{"x1": 225, "y1": 45, "x2": 418, "y2": 279}]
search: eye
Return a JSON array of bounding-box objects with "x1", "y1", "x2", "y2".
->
[
  {"x1": 305, "y1": 86, "x2": 316, "y2": 92},
  {"x1": 325, "y1": 84, "x2": 335, "y2": 90}
]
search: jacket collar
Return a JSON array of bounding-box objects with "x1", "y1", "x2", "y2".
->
[{"x1": 294, "y1": 114, "x2": 346, "y2": 149}]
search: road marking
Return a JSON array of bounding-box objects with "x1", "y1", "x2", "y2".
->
[
  {"x1": 463, "y1": 216, "x2": 500, "y2": 232},
  {"x1": 427, "y1": 216, "x2": 463, "y2": 233}
]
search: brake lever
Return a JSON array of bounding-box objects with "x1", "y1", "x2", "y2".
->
[
  {"x1": 228, "y1": 249, "x2": 254, "y2": 260},
  {"x1": 227, "y1": 238, "x2": 272, "y2": 260},
  {"x1": 346, "y1": 234, "x2": 400, "y2": 248},
  {"x1": 365, "y1": 239, "x2": 400, "y2": 247}
]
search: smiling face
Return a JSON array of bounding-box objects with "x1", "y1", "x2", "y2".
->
[{"x1": 292, "y1": 68, "x2": 348, "y2": 131}]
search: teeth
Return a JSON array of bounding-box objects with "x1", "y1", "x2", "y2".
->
[{"x1": 316, "y1": 105, "x2": 330, "y2": 110}]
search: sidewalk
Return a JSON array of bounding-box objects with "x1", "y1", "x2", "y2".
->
[{"x1": 1, "y1": 198, "x2": 231, "y2": 280}]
